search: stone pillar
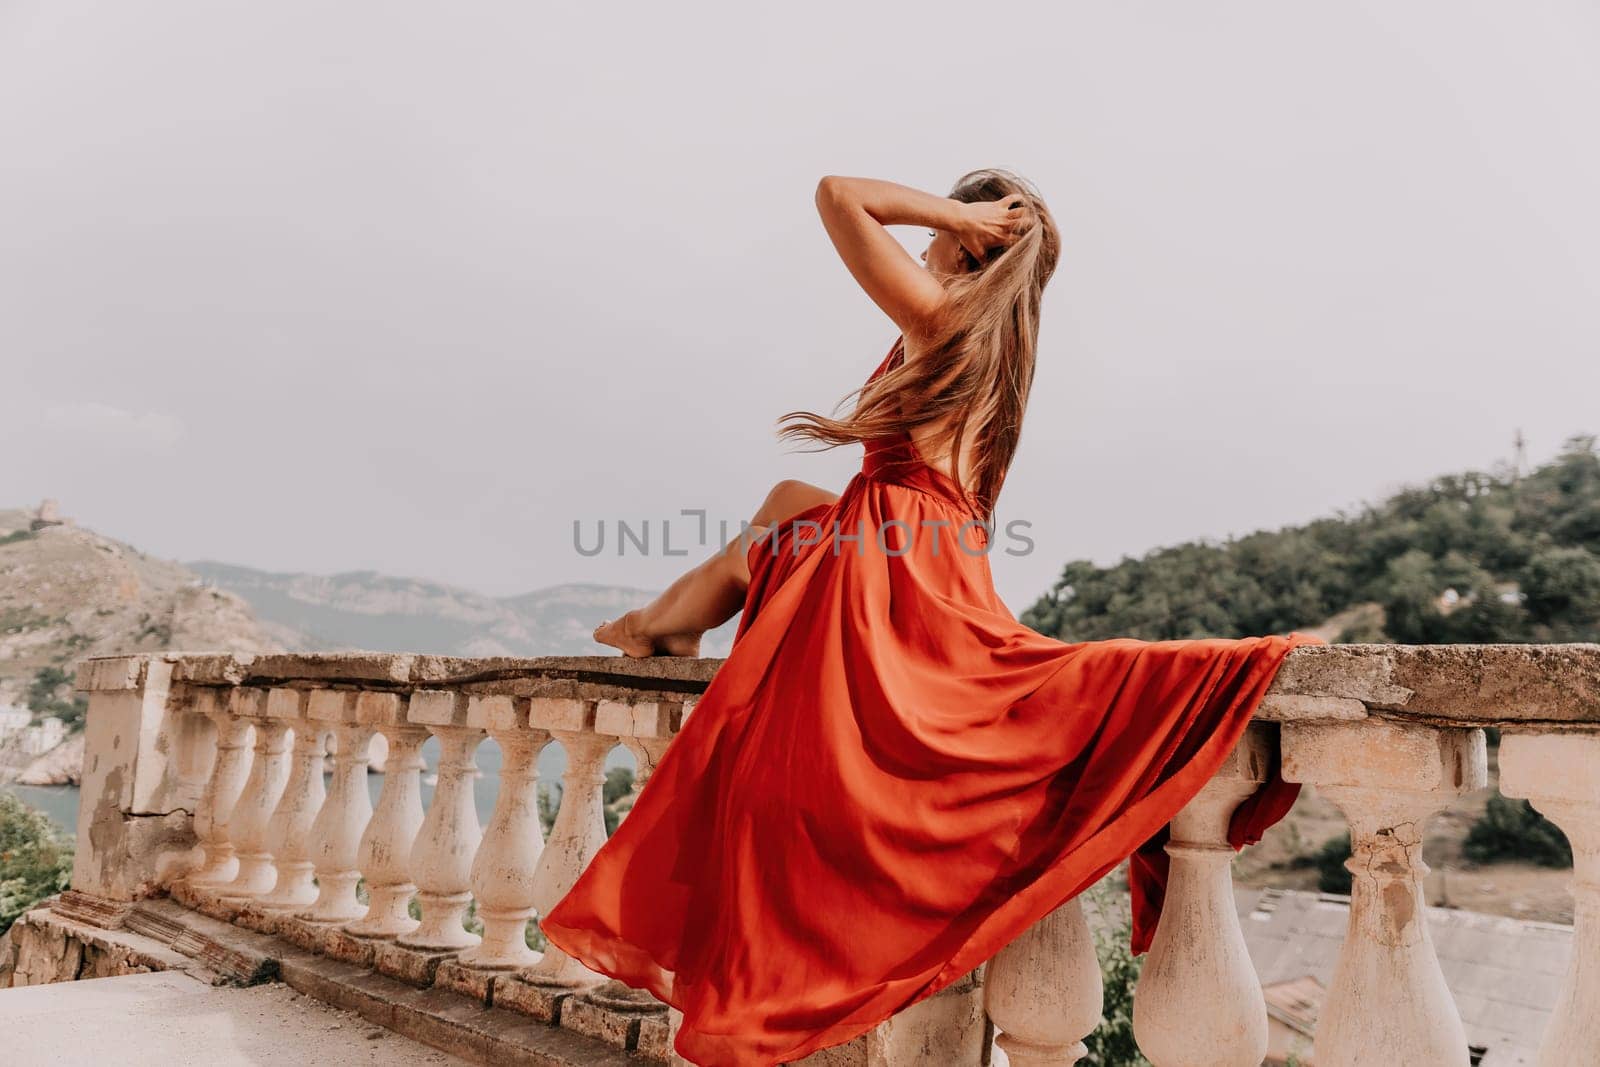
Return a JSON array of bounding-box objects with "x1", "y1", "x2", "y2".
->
[
  {"x1": 524, "y1": 698, "x2": 617, "y2": 988},
  {"x1": 457, "y1": 696, "x2": 549, "y2": 970},
  {"x1": 257, "y1": 689, "x2": 330, "y2": 911},
  {"x1": 1500, "y1": 731, "x2": 1600, "y2": 1066},
  {"x1": 217, "y1": 688, "x2": 293, "y2": 899},
  {"x1": 1282, "y1": 719, "x2": 1486, "y2": 1067},
  {"x1": 186, "y1": 688, "x2": 255, "y2": 888},
  {"x1": 398, "y1": 690, "x2": 484, "y2": 951},
  {"x1": 1132, "y1": 725, "x2": 1272, "y2": 1066},
  {"x1": 345, "y1": 692, "x2": 428, "y2": 939},
  {"x1": 160, "y1": 685, "x2": 219, "y2": 855},
  {"x1": 69, "y1": 655, "x2": 197, "y2": 900},
  {"x1": 554, "y1": 698, "x2": 683, "y2": 1021},
  {"x1": 599, "y1": 698, "x2": 682, "y2": 789},
  {"x1": 300, "y1": 690, "x2": 375, "y2": 922},
  {"x1": 983, "y1": 897, "x2": 1104, "y2": 1066}
]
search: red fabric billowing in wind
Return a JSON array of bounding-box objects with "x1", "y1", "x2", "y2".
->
[{"x1": 542, "y1": 337, "x2": 1319, "y2": 1065}]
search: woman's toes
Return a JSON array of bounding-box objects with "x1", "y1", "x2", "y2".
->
[{"x1": 594, "y1": 614, "x2": 654, "y2": 658}]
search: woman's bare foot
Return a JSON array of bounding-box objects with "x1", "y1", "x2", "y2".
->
[
  {"x1": 593, "y1": 611, "x2": 703, "y2": 658},
  {"x1": 594, "y1": 612, "x2": 653, "y2": 657}
]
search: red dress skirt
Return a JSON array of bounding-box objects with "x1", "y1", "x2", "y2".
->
[{"x1": 541, "y1": 336, "x2": 1320, "y2": 1065}]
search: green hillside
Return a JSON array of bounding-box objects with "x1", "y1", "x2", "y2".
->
[{"x1": 1023, "y1": 435, "x2": 1600, "y2": 645}]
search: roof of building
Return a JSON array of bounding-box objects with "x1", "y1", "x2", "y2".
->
[
  {"x1": 1237, "y1": 887, "x2": 1571, "y2": 1067},
  {"x1": 1262, "y1": 974, "x2": 1324, "y2": 1037}
]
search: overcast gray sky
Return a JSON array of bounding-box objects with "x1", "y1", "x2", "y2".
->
[{"x1": 4, "y1": 1, "x2": 1598, "y2": 615}]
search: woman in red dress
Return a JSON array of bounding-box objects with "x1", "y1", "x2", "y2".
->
[{"x1": 545, "y1": 170, "x2": 1319, "y2": 1065}]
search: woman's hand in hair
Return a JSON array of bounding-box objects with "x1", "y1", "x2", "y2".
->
[{"x1": 958, "y1": 195, "x2": 1033, "y2": 262}]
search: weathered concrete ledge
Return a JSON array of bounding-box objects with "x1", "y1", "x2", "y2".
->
[
  {"x1": 77, "y1": 651, "x2": 723, "y2": 702},
  {"x1": 1260, "y1": 642, "x2": 1600, "y2": 728},
  {"x1": 77, "y1": 643, "x2": 1600, "y2": 729}
]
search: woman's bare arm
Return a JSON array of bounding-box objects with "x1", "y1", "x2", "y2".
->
[{"x1": 813, "y1": 176, "x2": 965, "y2": 340}]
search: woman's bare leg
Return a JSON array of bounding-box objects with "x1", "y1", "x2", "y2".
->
[
  {"x1": 594, "y1": 480, "x2": 839, "y2": 657},
  {"x1": 592, "y1": 525, "x2": 769, "y2": 657}
]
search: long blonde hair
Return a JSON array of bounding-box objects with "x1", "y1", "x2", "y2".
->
[{"x1": 778, "y1": 168, "x2": 1060, "y2": 522}]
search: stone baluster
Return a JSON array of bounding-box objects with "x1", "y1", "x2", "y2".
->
[
  {"x1": 398, "y1": 690, "x2": 485, "y2": 951},
  {"x1": 600, "y1": 698, "x2": 683, "y2": 790},
  {"x1": 256, "y1": 689, "x2": 330, "y2": 911},
  {"x1": 1500, "y1": 732, "x2": 1600, "y2": 1065},
  {"x1": 543, "y1": 698, "x2": 684, "y2": 1022},
  {"x1": 1281, "y1": 719, "x2": 1486, "y2": 1066},
  {"x1": 525, "y1": 698, "x2": 617, "y2": 987},
  {"x1": 984, "y1": 898, "x2": 1104, "y2": 1066},
  {"x1": 457, "y1": 695, "x2": 550, "y2": 969},
  {"x1": 345, "y1": 692, "x2": 428, "y2": 939},
  {"x1": 300, "y1": 690, "x2": 376, "y2": 922},
  {"x1": 186, "y1": 688, "x2": 255, "y2": 887},
  {"x1": 161, "y1": 685, "x2": 220, "y2": 824},
  {"x1": 1132, "y1": 725, "x2": 1273, "y2": 1066},
  {"x1": 218, "y1": 687, "x2": 293, "y2": 899}
]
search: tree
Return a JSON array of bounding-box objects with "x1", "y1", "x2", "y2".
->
[
  {"x1": 602, "y1": 766, "x2": 637, "y2": 836},
  {"x1": 603, "y1": 766, "x2": 635, "y2": 805},
  {"x1": 1023, "y1": 438, "x2": 1600, "y2": 648},
  {"x1": 1378, "y1": 550, "x2": 1440, "y2": 644},
  {"x1": 537, "y1": 781, "x2": 561, "y2": 838},
  {"x1": 1, "y1": 792, "x2": 74, "y2": 934},
  {"x1": 1522, "y1": 546, "x2": 1600, "y2": 631}
]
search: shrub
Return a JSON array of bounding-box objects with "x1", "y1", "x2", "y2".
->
[
  {"x1": 26, "y1": 666, "x2": 88, "y2": 730},
  {"x1": 1080, "y1": 883, "x2": 1150, "y2": 1067},
  {"x1": 603, "y1": 766, "x2": 636, "y2": 805},
  {"x1": 1314, "y1": 833, "x2": 1353, "y2": 894},
  {"x1": 603, "y1": 766, "x2": 637, "y2": 835},
  {"x1": 1464, "y1": 796, "x2": 1572, "y2": 867}
]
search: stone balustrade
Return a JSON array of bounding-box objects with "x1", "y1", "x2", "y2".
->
[{"x1": 61, "y1": 643, "x2": 1600, "y2": 1066}]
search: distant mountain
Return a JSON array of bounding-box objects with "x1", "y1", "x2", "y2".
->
[
  {"x1": 186, "y1": 561, "x2": 737, "y2": 658},
  {"x1": 0, "y1": 504, "x2": 297, "y2": 780},
  {"x1": 0, "y1": 502, "x2": 733, "y2": 783}
]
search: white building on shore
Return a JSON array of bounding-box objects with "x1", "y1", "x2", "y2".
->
[
  {"x1": 0, "y1": 703, "x2": 32, "y2": 736},
  {"x1": 0, "y1": 705, "x2": 68, "y2": 757}
]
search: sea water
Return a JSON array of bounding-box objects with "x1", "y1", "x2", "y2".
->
[{"x1": 3, "y1": 738, "x2": 637, "y2": 833}]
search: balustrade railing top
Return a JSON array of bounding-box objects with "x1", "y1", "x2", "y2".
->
[
  {"x1": 1259, "y1": 642, "x2": 1600, "y2": 726},
  {"x1": 123, "y1": 650, "x2": 724, "y2": 696},
  {"x1": 76, "y1": 641, "x2": 1600, "y2": 724}
]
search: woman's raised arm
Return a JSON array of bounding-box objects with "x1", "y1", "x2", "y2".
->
[{"x1": 813, "y1": 175, "x2": 964, "y2": 341}]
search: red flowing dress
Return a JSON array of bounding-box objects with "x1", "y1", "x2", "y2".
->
[{"x1": 541, "y1": 336, "x2": 1321, "y2": 1066}]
